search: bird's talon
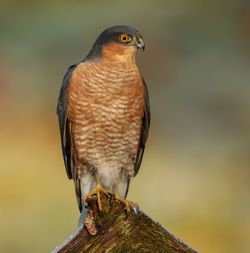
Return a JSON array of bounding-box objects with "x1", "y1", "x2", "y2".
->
[
  {"x1": 114, "y1": 193, "x2": 138, "y2": 214},
  {"x1": 125, "y1": 211, "x2": 130, "y2": 219},
  {"x1": 83, "y1": 183, "x2": 110, "y2": 212}
]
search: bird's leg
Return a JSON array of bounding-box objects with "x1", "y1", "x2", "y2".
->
[
  {"x1": 114, "y1": 185, "x2": 138, "y2": 213},
  {"x1": 83, "y1": 172, "x2": 109, "y2": 211}
]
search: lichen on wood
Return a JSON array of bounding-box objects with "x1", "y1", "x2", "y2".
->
[{"x1": 51, "y1": 193, "x2": 199, "y2": 253}]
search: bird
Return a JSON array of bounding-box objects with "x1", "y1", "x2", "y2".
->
[{"x1": 57, "y1": 25, "x2": 150, "y2": 214}]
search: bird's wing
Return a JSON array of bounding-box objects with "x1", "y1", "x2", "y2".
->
[
  {"x1": 57, "y1": 64, "x2": 78, "y2": 179},
  {"x1": 134, "y1": 77, "x2": 151, "y2": 176}
]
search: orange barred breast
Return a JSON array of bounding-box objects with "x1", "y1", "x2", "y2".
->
[{"x1": 67, "y1": 61, "x2": 145, "y2": 174}]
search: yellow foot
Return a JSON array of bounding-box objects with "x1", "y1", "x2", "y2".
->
[
  {"x1": 114, "y1": 194, "x2": 138, "y2": 213},
  {"x1": 83, "y1": 184, "x2": 110, "y2": 211}
]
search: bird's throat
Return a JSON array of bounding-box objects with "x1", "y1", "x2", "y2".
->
[{"x1": 101, "y1": 42, "x2": 136, "y2": 64}]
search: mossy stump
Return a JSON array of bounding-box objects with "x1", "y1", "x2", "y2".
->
[{"x1": 51, "y1": 193, "x2": 199, "y2": 253}]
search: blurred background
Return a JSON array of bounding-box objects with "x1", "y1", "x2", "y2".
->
[{"x1": 1, "y1": 0, "x2": 250, "y2": 252}]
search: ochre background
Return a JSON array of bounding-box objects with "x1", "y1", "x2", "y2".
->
[{"x1": 1, "y1": 1, "x2": 250, "y2": 252}]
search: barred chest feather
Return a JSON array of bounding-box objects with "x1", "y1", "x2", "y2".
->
[{"x1": 67, "y1": 61, "x2": 145, "y2": 185}]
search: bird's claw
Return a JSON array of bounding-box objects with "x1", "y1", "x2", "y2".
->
[
  {"x1": 83, "y1": 184, "x2": 110, "y2": 211},
  {"x1": 114, "y1": 194, "x2": 138, "y2": 214}
]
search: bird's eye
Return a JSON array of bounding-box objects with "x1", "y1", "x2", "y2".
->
[{"x1": 120, "y1": 34, "x2": 131, "y2": 43}]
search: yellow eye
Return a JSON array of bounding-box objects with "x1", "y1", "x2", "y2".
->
[{"x1": 120, "y1": 34, "x2": 131, "y2": 42}]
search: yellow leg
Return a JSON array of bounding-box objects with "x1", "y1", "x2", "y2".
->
[
  {"x1": 114, "y1": 185, "x2": 138, "y2": 213},
  {"x1": 83, "y1": 172, "x2": 109, "y2": 211}
]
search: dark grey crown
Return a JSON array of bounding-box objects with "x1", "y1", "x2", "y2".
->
[{"x1": 86, "y1": 25, "x2": 142, "y2": 59}]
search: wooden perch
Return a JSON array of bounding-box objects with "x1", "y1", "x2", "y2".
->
[{"x1": 51, "y1": 193, "x2": 199, "y2": 253}]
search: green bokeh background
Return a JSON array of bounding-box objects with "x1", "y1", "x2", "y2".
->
[{"x1": 1, "y1": 1, "x2": 250, "y2": 252}]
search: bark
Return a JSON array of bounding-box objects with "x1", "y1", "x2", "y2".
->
[{"x1": 51, "y1": 193, "x2": 199, "y2": 253}]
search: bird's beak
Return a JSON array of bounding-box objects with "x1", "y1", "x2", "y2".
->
[{"x1": 136, "y1": 37, "x2": 145, "y2": 51}]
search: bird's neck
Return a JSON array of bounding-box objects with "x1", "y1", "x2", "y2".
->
[{"x1": 100, "y1": 42, "x2": 137, "y2": 65}]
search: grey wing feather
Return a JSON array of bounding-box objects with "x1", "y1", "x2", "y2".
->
[
  {"x1": 57, "y1": 64, "x2": 78, "y2": 179},
  {"x1": 134, "y1": 76, "x2": 151, "y2": 176}
]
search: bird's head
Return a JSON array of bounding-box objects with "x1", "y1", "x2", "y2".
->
[{"x1": 86, "y1": 25, "x2": 145, "y2": 63}]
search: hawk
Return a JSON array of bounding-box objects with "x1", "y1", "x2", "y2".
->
[{"x1": 57, "y1": 25, "x2": 150, "y2": 213}]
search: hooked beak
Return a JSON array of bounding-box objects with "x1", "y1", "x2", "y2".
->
[{"x1": 136, "y1": 37, "x2": 145, "y2": 51}]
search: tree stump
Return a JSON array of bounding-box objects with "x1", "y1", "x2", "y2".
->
[{"x1": 51, "y1": 193, "x2": 199, "y2": 253}]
